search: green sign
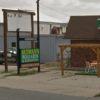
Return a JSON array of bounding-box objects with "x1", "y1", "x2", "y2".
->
[
  {"x1": 20, "y1": 48, "x2": 40, "y2": 64},
  {"x1": 97, "y1": 19, "x2": 100, "y2": 29}
]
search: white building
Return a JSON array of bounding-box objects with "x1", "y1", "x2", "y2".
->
[{"x1": 0, "y1": 10, "x2": 69, "y2": 63}]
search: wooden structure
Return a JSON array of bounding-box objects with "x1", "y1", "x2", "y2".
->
[
  {"x1": 63, "y1": 16, "x2": 100, "y2": 68},
  {"x1": 58, "y1": 44, "x2": 100, "y2": 77},
  {"x1": 2, "y1": 9, "x2": 35, "y2": 72}
]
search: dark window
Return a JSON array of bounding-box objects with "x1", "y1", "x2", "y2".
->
[
  {"x1": 12, "y1": 42, "x2": 16, "y2": 47},
  {"x1": 35, "y1": 42, "x2": 38, "y2": 48}
]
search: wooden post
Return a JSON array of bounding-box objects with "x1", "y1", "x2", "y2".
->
[
  {"x1": 61, "y1": 47, "x2": 64, "y2": 75},
  {"x1": 31, "y1": 14, "x2": 34, "y2": 48},
  {"x1": 97, "y1": 48, "x2": 100, "y2": 77},
  {"x1": 3, "y1": 10, "x2": 8, "y2": 72}
]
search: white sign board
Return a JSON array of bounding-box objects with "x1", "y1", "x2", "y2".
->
[{"x1": 7, "y1": 12, "x2": 32, "y2": 32}]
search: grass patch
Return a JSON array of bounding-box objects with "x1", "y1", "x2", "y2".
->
[
  {"x1": 43, "y1": 62, "x2": 61, "y2": 67},
  {"x1": 94, "y1": 93, "x2": 100, "y2": 97},
  {"x1": 4, "y1": 70, "x2": 37, "y2": 77},
  {"x1": 20, "y1": 68, "x2": 29, "y2": 71},
  {"x1": 1, "y1": 70, "x2": 15, "y2": 74},
  {"x1": 75, "y1": 71, "x2": 97, "y2": 75}
]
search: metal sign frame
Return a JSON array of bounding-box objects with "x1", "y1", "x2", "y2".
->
[{"x1": 16, "y1": 29, "x2": 40, "y2": 74}]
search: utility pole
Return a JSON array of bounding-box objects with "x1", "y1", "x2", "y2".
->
[{"x1": 36, "y1": 0, "x2": 40, "y2": 72}]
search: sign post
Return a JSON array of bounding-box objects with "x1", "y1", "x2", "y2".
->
[
  {"x1": 3, "y1": 10, "x2": 8, "y2": 72},
  {"x1": 16, "y1": 28, "x2": 20, "y2": 74},
  {"x1": 2, "y1": 9, "x2": 35, "y2": 72},
  {"x1": 2, "y1": 9, "x2": 40, "y2": 75},
  {"x1": 17, "y1": 35, "x2": 40, "y2": 74}
]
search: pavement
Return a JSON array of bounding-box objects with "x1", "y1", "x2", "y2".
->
[
  {"x1": 0, "y1": 87, "x2": 99, "y2": 100},
  {"x1": 0, "y1": 64, "x2": 100, "y2": 98}
]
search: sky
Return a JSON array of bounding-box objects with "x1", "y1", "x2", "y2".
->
[{"x1": 0, "y1": 0, "x2": 100, "y2": 23}]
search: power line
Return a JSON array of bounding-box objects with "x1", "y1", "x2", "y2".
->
[
  {"x1": 39, "y1": 13, "x2": 67, "y2": 22},
  {"x1": 40, "y1": 3, "x2": 70, "y2": 17},
  {"x1": 35, "y1": 1, "x2": 93, "y2": 17},
  {"x1": 40, "y1": 2, "x2": 94, "y2": 17}
]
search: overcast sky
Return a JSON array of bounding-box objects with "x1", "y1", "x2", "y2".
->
[{"x1": 0, "y1": 0, "x2": 100, "y2": 23}]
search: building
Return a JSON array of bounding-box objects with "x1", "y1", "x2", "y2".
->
[
  {"x1": 0, "y1": 9, "x2": 70, "y2": 64},
  {"x1": 0, "y1": 21, "x2": 70, "y2": 64},
  {"x1": 64, "y1": 16, "x2": 100, "y2": 67},
  {"x1": 34, "y1": 21, "x2": 67, "y2": 35},
  {"x1": 0, "y1": 21, "x2": 67, "y2": 36}
]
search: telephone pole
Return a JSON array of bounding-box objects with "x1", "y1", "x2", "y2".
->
[
  {"x1": 36, "y1": 0, "x2": 40, "y2": 48},
  {"x1": 36, "y1": 0, "x2": 40, "y2": 72}
]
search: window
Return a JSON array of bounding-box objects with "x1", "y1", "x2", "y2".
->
[
  {"x1": 34, "y1": 42, "x2": 38, "y2": 48},
  {"x1": 12, "y1": 42, "x2": 16, "y2": 47},
  {"x1": 62, "y1": 27, "x2": 66, "y2": 33}
]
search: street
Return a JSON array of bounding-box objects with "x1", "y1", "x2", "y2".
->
[{"x1": 0, "y1": 87, "x2": 100, "y2": 100}]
